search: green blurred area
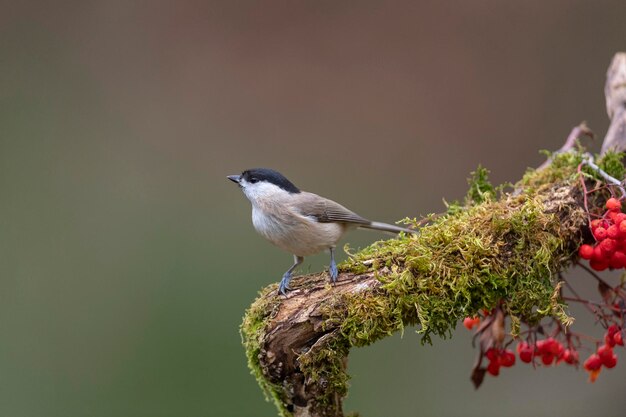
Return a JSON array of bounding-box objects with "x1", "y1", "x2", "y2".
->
[{"x1": 1, "y1": 1, "x2": 626, "y2": 416}]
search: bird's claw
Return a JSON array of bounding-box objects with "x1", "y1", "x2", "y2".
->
[
  {"x1": 329, "y1": 259, "x2": 338, "y2": 283},
  {"x1": 279, "y1": 272, "x2": 292, "y2": 295}
]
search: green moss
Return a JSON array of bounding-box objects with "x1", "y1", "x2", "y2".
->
[
  {"x1": 524, "y1": 149, "x2": 625, "y2": 188},
  {"x1": 521, "y1": 150, "x2": 582, "y2": 191},
  {"x1": 337, "y1": 192, "x2": 577, "y2": 345},
  {"x1": 297, "y1": 336, "x2": 350, "y2": 406},
  {"x1": 466, "y1": 165, "x2": 495, "y2": 205},
  {"x1": 597, "y1": 151, "x2": 626, "y2": 180}
]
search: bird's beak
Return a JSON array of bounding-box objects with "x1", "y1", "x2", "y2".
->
[{"x1": 227, "y1": 174, "x2": 241, "y2": 184}]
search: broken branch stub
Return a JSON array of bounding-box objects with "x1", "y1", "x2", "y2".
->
[{"x1": 601, "y1": 52, "x2": 626, "y2": 154}]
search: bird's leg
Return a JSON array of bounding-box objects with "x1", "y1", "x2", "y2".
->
[
  {"x1": 329, "y1": 247, "x2": 338, "y2": 283},
  {"x1": 279, "y1": 255, "x2": 304, "y2": 295}
]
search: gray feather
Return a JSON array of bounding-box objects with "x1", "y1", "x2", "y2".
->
[
  {"x1": 297, "y1": 192, "x2": 371, "y2": 225},
  {"x1": 296, "y1": 192, "x2": 417, "y2": 235},
  {"x1": 359, "y1": 221, "x2": 416, "y2": 235}
]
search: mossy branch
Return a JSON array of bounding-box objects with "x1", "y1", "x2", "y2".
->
[{"x1": 240, "y1": 53, "x2": 626, "y2": 417}]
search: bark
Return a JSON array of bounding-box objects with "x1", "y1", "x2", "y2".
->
[
  {"x1": 602, "y1": 53, "x2": 626, "y2": 153},
  {"x1": 259, "y1": 273, "x2": 381, "y2": 417}
]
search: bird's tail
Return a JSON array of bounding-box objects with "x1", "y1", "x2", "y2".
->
[{"x1": 359, "y1": 221, "x2": 418, "y2": 235}]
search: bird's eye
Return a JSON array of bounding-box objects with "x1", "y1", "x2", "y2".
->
[{"x1": 249, "y1": 177, "x2": 258, "y2": 184}]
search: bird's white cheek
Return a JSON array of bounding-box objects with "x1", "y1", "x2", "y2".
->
[{"x1": 242, "y1": 182, "x2": 287, "y2": 204}]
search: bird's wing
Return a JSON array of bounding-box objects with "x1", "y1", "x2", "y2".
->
[{"x1": 296, "y1": 192, "x2": 371, "y2": 225}]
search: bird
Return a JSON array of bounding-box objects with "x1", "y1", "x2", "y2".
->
[{"x1": 227, "y1": 168, "x2": 416, "y2": 295}]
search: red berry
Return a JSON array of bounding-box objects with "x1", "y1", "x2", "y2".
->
[
  {"x1": 485, "y1": 347, "x2": 499, "y2": 361},
  {"x1": 562, "y1": 349, "x2": 579, "y2": 365},
  {"x1": 499, "y1": 350, "x2": 516, "y2": 367},
  {"x1": 584, "y1": 353, "x2": 602, "y2": 371},
  {"x1": 604, "y1": 353, "x2": 618, "y2": 369},
  {"x1": 463, "y1": 316, "x2": 480, "y2": 330},
  {"x1": 541, "y1": 353, "x2": 555, "y2": 365},
  {"x1": 535, "y1": 339, "x2": 547, "y2": 354},
  {"x1": 597, "y1": 344, "x2": 614, "y2": 361},
  {"x1": 519, "y1": 350, "x2": 533, "y2": 363},
  {"x1": 546, "y1": 337, "x2": 560, "y2": 355},
  {"x1": 600, "y1": 238, "x2": 617, "y2": 255},
  {"x1": 536, "y1": 338, "x2": 560, "y2": 355},
  {"x1": 542, "y1": 338, "x2": 564, "y2": 356},
  {"x1": 579, "y1": 244, "x2": 595, "y2": 260},
  {"x1": 554, "y1": 342, "x2": 564, "y2": 357},
  {"x1": 615, "y1": 212, "x2": 626, "y2": 224},
  {"x1": 605, "y1": 326, "x2": 620, "y2": 347},
  {"x1": 606, "y1": 197, "x2": 622, "y2": 211},
  {"x1": 517, "y1": 342, "x2": 534, "y2": 363},
  {"x1": 594, "y1": 227, "x2": 608, "y2": 241},
  {"x1": 609, "y1": 251, "x2": 626, "y2": 268},
  {"x1": 590, "y1": 259, "x2": 609, "y2": 271},
  {"x1": 592, "y1": 245, "x2": 605, "y2": 261},
  {"x1": 605, "y1": 332, "x2": 617, "y2": 347},
  {"x1": 607, "y1": 324, "x2": 620, "y2": 338},
  {"x1": 614, "y1": 331, "x2": 624, "y2": 346},
  {"x1": 591, "y1": 219, "x2": 603, "y2": 230},
  {"x1": 619, "y1": 221, "x2": 626, "y2": 236},
  {"x1": 487, "y1": 360, "x2": 500, "y2": 376},
  {"x1": 608, "y1": 225, "x2": 621, "y2": 239}
]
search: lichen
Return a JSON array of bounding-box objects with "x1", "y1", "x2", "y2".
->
[{"x1": 241, "y1": 149, "x2": 624, "y2": 417}]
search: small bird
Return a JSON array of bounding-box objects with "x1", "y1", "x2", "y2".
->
[{"x1": 228, "y1": 168, "x2": 415, "y2": 295}]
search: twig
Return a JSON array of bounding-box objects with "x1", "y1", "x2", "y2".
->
[
  {"x1": 538, "y1": 123, "x2": 593, "y2": 171},
  {"x1": 580, "y1": 153, "x2": 626, "y2": 198}
]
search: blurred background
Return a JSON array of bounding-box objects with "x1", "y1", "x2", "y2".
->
[{"x1": 2, "y1": 1, "x2": 626, "y2": 416}]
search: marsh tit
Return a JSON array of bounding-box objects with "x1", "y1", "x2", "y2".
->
[{"x1": 228, "y1": 168, "x2": 416, "y2": 295}]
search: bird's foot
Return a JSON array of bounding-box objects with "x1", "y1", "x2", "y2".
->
[
  {"x1": 329, "y1": 259, "x2": 338, "y2": 283},
  {"x1": 278, "y1": 272, "x2": 292, "y2": 295}
]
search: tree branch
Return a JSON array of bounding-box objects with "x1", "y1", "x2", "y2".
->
[{"x1": 241, "y1": 52, "x2": 626, "y2": 417}]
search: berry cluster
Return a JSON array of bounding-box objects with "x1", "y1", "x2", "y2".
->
[
  {"x1": 464, "y1": 314, "x2": 624, "y2": 383},
  {"x1": 578, "y1": 197, "x2": 626, "y2": 271},
  {"x1": 465, "y1": 193, "x2": 626, "y2": 386},
  {"x1": 484, "y1": 348, "x2": 515, "y2": 376},
  {"x1": 582, "y1": 325, "x2": 624, "y2": 380},
  {"x1": 516, "y1": 338, "x2": 578, "y2": 366}
]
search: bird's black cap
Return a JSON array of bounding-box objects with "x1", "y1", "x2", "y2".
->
[{"x1": 241, "y1": 168, "x2": 301, "y2": 194}]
